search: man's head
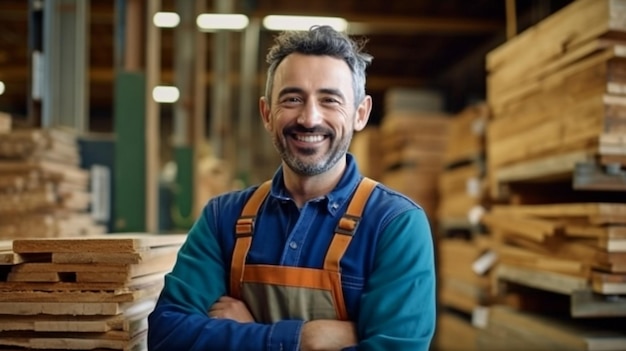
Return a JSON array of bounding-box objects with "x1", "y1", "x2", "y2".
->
[
  {"x1": 264, "y1": 25, "x2": 372, "y2": 109},
  {"x1": 260, "y1": 26, "x2": 373, "y2": 177}
]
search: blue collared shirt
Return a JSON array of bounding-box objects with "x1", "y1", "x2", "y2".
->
[{"x1": 148, "y1": 153, "x2": 436, "y2": 351}]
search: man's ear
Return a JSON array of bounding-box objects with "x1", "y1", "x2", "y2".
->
[
  {"x1": 354, "y1": 95, "x2": 372, "y2": 132},
  {"x1": 259, "y1": 96, "x2": 272, "y2": 131}
]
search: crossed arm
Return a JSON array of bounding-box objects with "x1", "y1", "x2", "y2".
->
[{"x1": 209, "y1": 296, "x2": 357, "y2": 351}]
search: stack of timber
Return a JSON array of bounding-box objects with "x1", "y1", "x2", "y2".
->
[
  {"x1": 378, "y1": 89, "x2": 450, "y2": 221},
  {"x1": 0, "y1": 112, "x2": 10, "y2": 134},
  {"x1": 0, "y1": 234, "x2": 185, "y2": 351},
  {"x1": 486, "y1": 0, "x2": 626, "y2": 199},
  {"x1": 434, "y1": 235, "x2": 495, "y2": 351},
  {"x1": 477, "y1": 305, "x2": 626, "y2": 351},
  {"x1": 438, "y1": 236, "x2": 494, "y2": 315},
  {"x1": 437, "y1": 102, "x2": 490, "y2": 231},
  {"x1": 482, "y1": 202, "x2": 626, "y2": 310},
  {"x1": 349, "y1": 126, "x2": 382, "y2": 181},
  {"x1": 0, "y1": 126, "x2": 105, "y2": 238}
]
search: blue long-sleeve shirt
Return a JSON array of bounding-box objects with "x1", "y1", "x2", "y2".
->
[{"x1": 148, "y1": 154, "x2": 436, "y2": 350}]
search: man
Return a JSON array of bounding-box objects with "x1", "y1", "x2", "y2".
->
[{"x1": 148, "y1": 25, "x2": 436, "y2": 351}]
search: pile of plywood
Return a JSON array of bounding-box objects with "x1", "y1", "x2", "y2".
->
[
  {"x1": 486, "y1": 0, "x2": 626, "y2": 199},
  {"x1": 437, "y1": 103, "x2": 490, "y2": 227},
  {"x1": 0, "y1": 234, "x2": 185, "y2": 351},
  {"x1": 378, "y1": 89, "x2": 450, "y2": 219},
  {"x1": 0, "y1": 126, "x2": 105, "y2": 238}
]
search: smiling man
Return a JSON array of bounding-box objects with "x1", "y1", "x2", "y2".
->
[{"x1": 148, "y1": 25, "x2": 436, "y2": 351}]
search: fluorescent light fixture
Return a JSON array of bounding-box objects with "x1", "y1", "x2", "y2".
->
[
  {"x1": 152, "y1": 86, "x2": 180, "y2": 103},
  {"x1": 153, "y1": 12, "x2": 180, "y2": 28},
  {"x1": 196, "y1": 14, "x2": 249, "y2": 31},
  {"x1": 0, "y1": 81, "x2": 5, "y2": 96},
  {"x1": 262, "y1": 15, "x2": 348, "y2": 32}
]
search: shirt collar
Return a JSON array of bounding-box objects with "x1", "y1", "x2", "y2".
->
[{"x1": 269, "y1": 153, "x2": 363, "y2": 216}]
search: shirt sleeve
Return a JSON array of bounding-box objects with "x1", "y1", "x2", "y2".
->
[
  {"x1": 353, "y1": 208, "x2": 437, "y2": 351},
  {"x1": 147, "y1": 200, "x2": 305, "y2": 351}
]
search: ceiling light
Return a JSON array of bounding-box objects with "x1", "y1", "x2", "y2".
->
[
  {"x1": 152, "y1": 86, "x2": 180, "y2": 103},
  {"x1": 153, "y1": 12, "x2": 180, "y2": 28},
  {"x1": 196, "y1": 14, "x2": 249, "y2": 31},
  {"x1": 262, "y1": 15, "x2": 348, "y2": 32},
  {"x1": 0, "y1": 81, "x2": 5, "y2": 96}
]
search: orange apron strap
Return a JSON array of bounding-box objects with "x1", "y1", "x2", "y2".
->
[
  {"x1": 230, "y1": 180, "x2": 272, "y2": 299},
  {"x1": 323, "y1": 177, "x2": 378, "y2": 272}
]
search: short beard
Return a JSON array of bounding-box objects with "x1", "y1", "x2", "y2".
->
[{"x1": 273, "y1": 130, "x2": 352, "y2": 176}]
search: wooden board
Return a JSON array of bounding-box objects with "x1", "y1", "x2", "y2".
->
[
  {"x1": 0, "y1": 282, "x2": 163, "y2": 303},
  {"x1": 12, "y1": 234, "x2": 186, "y2": 254},
  {"x1": 495, "y1": 264, "x2": 589, "y2": 295},
  {"x1": 0, "y1": 330, "x2": 147, "y2": 351},
  {"x1": 592, "y1": 271, "x2": 626, "y2": 294},
  {"x1": 492, "y1": 203, "x2": 626, "y2": 225},
  {"x1": 0, "y1": 271, "x2": 165, "y2": 292}
]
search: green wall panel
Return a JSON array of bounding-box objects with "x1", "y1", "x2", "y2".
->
[{"x1": 113, "y1": 71, "x2": 146, "y2": 232}]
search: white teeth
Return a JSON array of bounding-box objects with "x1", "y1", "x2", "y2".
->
[{"x1": 295, "y1": 135, "x2": 324, "y2": 143}]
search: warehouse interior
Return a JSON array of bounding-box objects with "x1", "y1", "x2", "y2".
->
[{"x1": 1, "y1": 0, "x2": 626, "y2": 350}]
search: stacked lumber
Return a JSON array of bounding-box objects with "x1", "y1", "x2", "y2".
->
[
  {"x1": 378, "y1": 89, "x2": 450, "y2": 220},
  {"x1": 0, "y1": 234, "x2": 185, "y2": 351},
  {"x1": 434, "y1": 310, "x2": 479, "y2": 351},
  {"x1": 438, "y1": 236, "x2": 494, "y2": 315},
  {"x1": 437, "y1": 102, "x2": 490, "y2": 227},
  {"x1": 477, "y1": 306, "x2": 626, "y2": 351},
  {"x1": 349, "y1": 127, "x2": 382, "y2": 181},
  {"x1": 482, "y1": 203, "x2": 626, "y2": 301},
  {"x1": 0, "y1": 127, "x2": 105, "y2": 238},
  {"x1": 434, "y1": 236, "x2": 495, "y2": 351},
  {"x1": 486, "y1": 0, "x2": 626, "y2": 199},
  {"x1": 0, "y1": 112, "x2": 10, "y2": 133},
  {"x1": 479, "y1": 201, "x2": 626, "y2": 325}
]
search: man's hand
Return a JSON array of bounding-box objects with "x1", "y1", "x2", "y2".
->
[
  {"x1": 208, "y1": 296, "x2": 255, "y2": 323},
  {"x1": 300, "y1": 320, "x2": 357, "y2": 351}
]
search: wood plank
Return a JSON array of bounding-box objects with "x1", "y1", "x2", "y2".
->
[
  {"x1": 481, "y1": 212, "x2": 562, "y2": 242},
  {"x1": 0, "y1": 330, "x2": 147, "y2": 350},
  {"x1": 0, "y1": 300, "x2": 153, "y2": 333},
  {"x1": 495, "y1": 264, "x2": 589, "y2": 295},
  {"x1": 492, "y1": 203, "x2": 626, "y2": 224},
  {"x1": 0, "y1": 283, "x2": 163, "y2": 303},
  {"x1": 499, "y1": 245, "x2": 589, "y2": 277},
  {"x1": 0, "y1": 302, "x2": 128, "y2": 316},
  {"x1": 12, "y1": 234, "x2": 186, "y2": 254},
  {"x1": 0, "y1": 271, "x2": 165, "y2": 292},
  {"x1": 592, "y1": 271, "x2": 626, "y2": 294},
  {"x1": 52, "y1": 244, "x2": 180, "y2": 264}
]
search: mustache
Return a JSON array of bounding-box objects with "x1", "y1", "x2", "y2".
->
[{"x1": 284, "y1": 125, "x2": 334, "y2": 136}]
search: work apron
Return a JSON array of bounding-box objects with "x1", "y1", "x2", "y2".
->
[{"x1": 229, "y1": 177, "x2": 377, "y2": 323}]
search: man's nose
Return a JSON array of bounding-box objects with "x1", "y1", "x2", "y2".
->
[{"x1": 297, "y1": 101, "x2": 323, "y2": 127}]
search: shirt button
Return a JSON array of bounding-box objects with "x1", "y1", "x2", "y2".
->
[
  {"x1": 289, "y1": 241, "x2": 298, "y2": 249},
  {"x1": 331, "y1": 203, "x2": 339, "y2": 209}
]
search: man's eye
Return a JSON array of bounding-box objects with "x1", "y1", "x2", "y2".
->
[{"x1": 282, "y1": 97, "x2": 301, "y2": 104}]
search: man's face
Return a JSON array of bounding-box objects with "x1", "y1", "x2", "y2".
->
[{"x1": 260, "y1": 53, "x2": 370, "y2": 176}]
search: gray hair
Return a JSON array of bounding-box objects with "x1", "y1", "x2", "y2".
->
[{"x1": 264, "y1": 25, "x2": 373, "y2": 108}]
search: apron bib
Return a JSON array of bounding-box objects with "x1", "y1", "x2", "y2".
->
[{"x1": 230, "y1": 178, "x2": 377, "y2": 323}]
